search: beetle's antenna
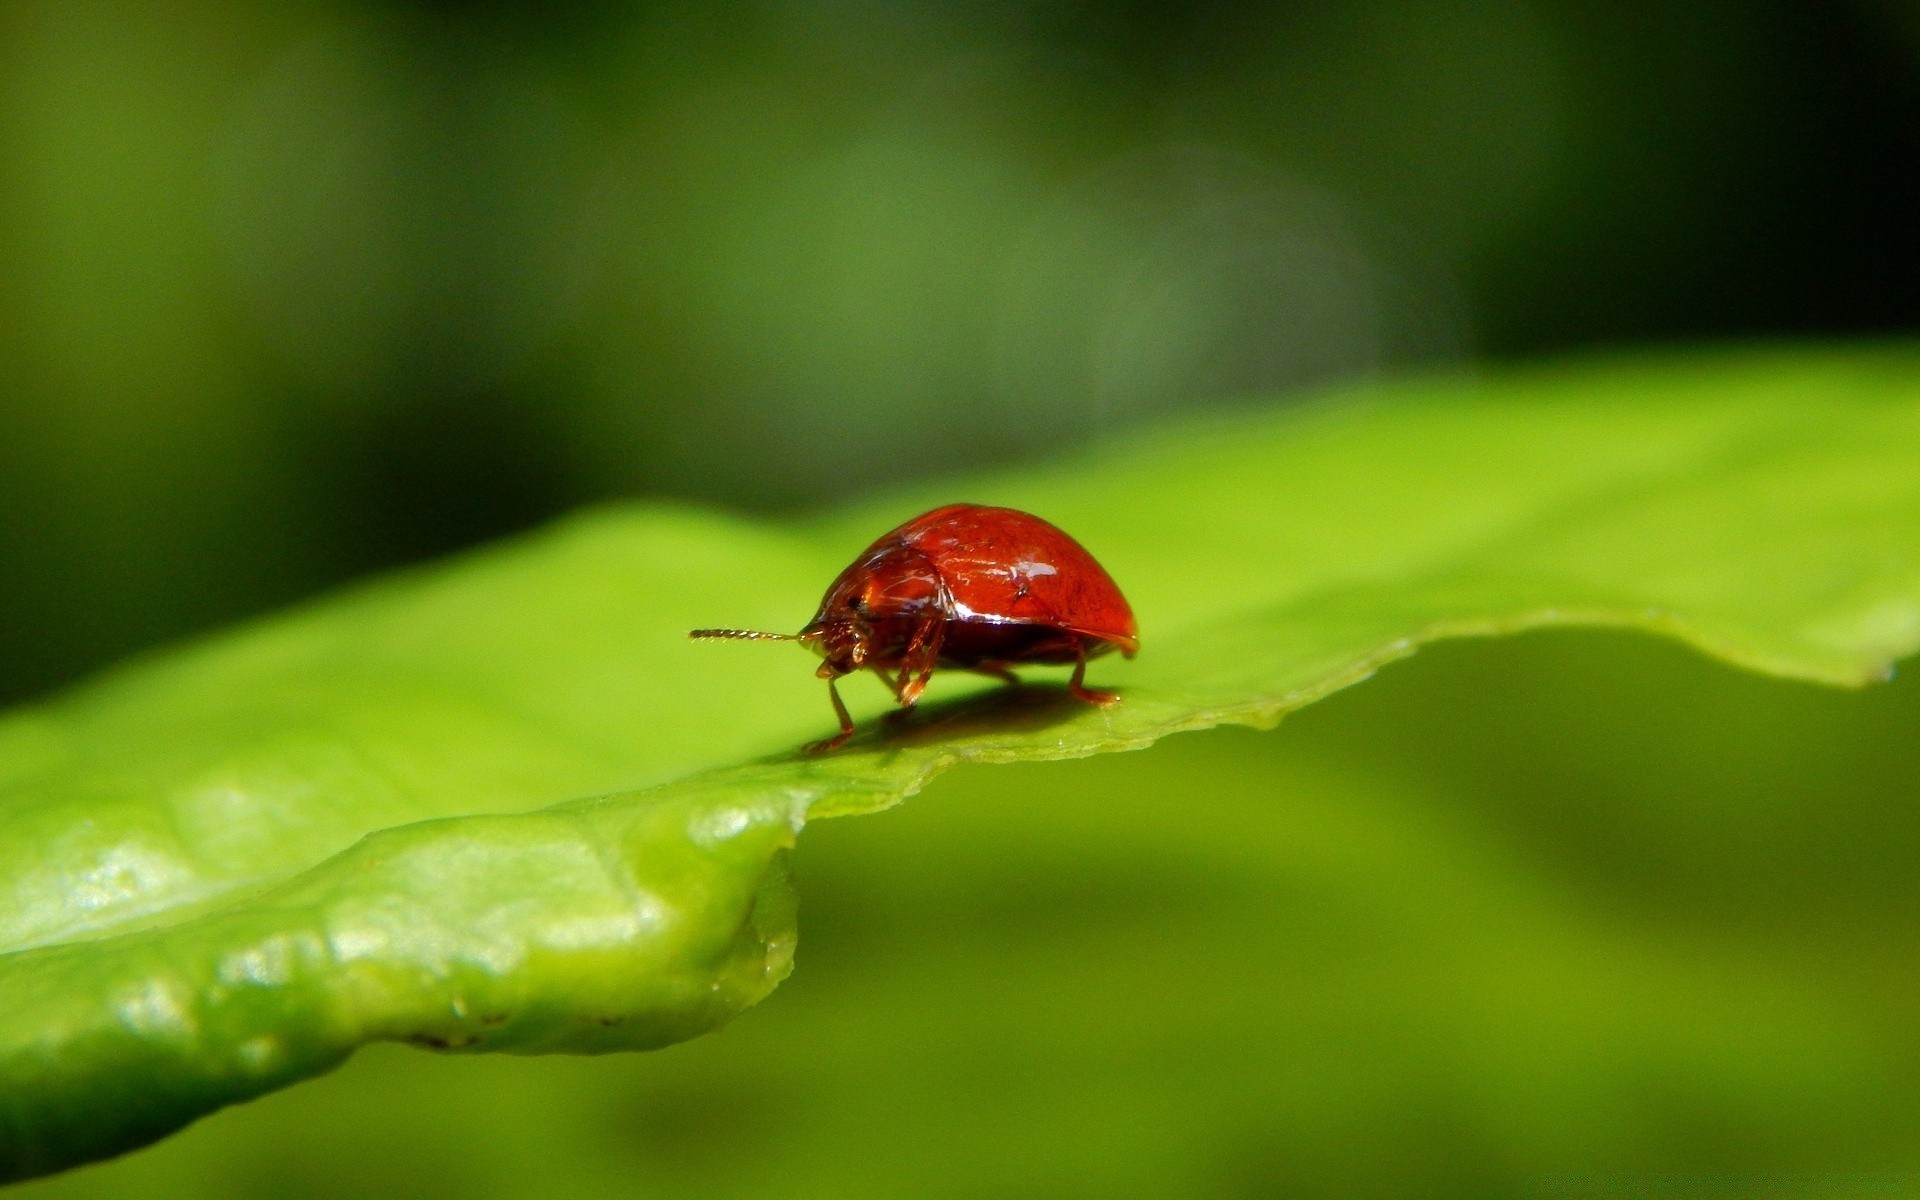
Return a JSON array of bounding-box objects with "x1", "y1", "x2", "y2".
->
[{"x1": 689, "y1": 628, "x2": 797, "y2": 641}]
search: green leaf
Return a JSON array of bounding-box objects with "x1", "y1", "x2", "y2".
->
[
  {"x1": 3, "y1": 346, "x2": 1919, "y2": 1181},
  {"x1": 20, "y1": 630, "x2": 1920, "y2": 1198}
]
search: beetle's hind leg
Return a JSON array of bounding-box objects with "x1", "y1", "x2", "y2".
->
[
  {"x1": 970, "y1": 662, "x2": 1022, "y2": 687},
  {"x1": 1068, "y1": 645, "x2": 1120, "y2": 707}
]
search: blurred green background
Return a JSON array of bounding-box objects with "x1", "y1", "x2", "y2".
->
[
  {"x1": 4, "y1": 1, "x2": 1920, "y2": 1196},
  {"x1": 5, "y1": 0, "x2": 1920, "y2": 703}
]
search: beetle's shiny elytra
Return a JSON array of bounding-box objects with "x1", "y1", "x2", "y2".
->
[{"x1": 691, "y1": 503, "x2": 1138, "y2": 752}]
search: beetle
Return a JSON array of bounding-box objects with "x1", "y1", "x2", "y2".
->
[{"x1": 691, "y1": 503, "x2": 1138, "y2": 752}]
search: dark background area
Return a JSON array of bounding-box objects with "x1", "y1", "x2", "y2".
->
[{"x1": 1, "y1": 0, "x2": 1917, "y2": 704}]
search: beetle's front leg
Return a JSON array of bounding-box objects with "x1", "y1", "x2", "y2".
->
[
  {"x1": 805, "y1": 674, "x2": 858, "y2": 754},
  {"x1": 893, "y1": 618, "x2": 945, "y2": 708}
]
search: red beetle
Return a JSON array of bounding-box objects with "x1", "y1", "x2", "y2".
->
[{"x1": 692, "y1": 503, "x2": 1138, "y2": 752}]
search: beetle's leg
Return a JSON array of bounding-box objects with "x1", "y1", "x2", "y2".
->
[
  {"x1": 970, "y1": 662, "x2": 1021, "y2": 687},
  {"x1": 894, "y1": 618, "x2": 944, "y2": 708},
  {"x1": 1068, "y1": 644, "x2": 1120, "y2": 707},
  {"x1": 805, "y1": 675, "x2": 858, "y2": 754},
  {"x1": 880, "y1": 666, "x2": 917, "y2": 723}
]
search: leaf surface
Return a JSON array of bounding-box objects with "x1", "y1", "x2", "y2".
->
[{"x1": 3, "y1": 347, "x2": 1919, "y2": 1179}]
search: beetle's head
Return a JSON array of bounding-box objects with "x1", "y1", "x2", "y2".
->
[
  {"x1": 797, "y1": 611, "x2": 871, "y2": 678},
  {"x1": 799, "y1": 547, "x2": 935, "y2": 674}
]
